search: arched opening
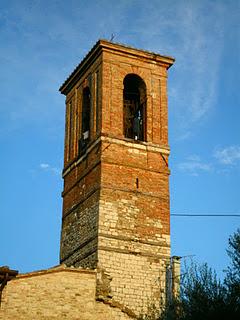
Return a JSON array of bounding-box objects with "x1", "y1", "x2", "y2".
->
[
  {"x1": 123, "y1": 74, "x2": 146, "y2": 141},
  {"x1": 79, "y1": 87, "x2": 91, "y2": 154},
  {"x1": 82, "y1": 87, "x2": 91, "y2": 137}
]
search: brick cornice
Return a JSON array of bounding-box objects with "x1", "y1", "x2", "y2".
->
[
  {"x1": 99, "y1": 232, "x2": 170, "y2": 248},
  {"x1": 62, "y1": 134, "x2": 170, "y2": 178},
  {"x1": 98, "y1": 245, "x2": 170, "y2": 260},
  {"x1": 59, "y1": 39, "x2": 175, "y2": 95},
  {"x1": 101, "y1": 135, "x2": 170, "y2": 155}
]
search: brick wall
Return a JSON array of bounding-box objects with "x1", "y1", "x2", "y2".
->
[
  {"x1": 59, "y1": 40, "x2": 174, "y2": 316},
  {"x1": 101, "y1": 49, "x2": 170, "y2": 145},
  {"x1": 98, "y1": 136, "x2": 170, "y2": 314}
]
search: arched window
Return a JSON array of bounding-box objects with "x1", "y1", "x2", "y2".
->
[
  {"x1": 123, "y1": 74, "x2": 146, "y2": 141},
  {"x1": 79, "y1": 87, "x2": 91, "y2": 154},
  {"x1": 82, "y1": 87, "x2": 91, "y2": 137}
]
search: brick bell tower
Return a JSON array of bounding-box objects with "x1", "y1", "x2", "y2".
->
[{"x1": 59, "y1": 40, "x2": 174, "y2": 314}]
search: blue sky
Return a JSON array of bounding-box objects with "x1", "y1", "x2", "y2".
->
[{"x1": 0, "y1": 0, "x2": 239, "y2": 278}]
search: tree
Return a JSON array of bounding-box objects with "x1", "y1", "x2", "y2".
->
[
  {"x1": 224, "y1": 228, "x2": 240, "y2": 315},
  {"x1": 173, "y1": 229, "x2": 240, "y2": 320},
  {"x1": 178, "y1": 262, "x2": 230, "y2": 320},
  {"x1": 226, "y1": 228, "x2": 240, "y2": 283},
  {"x1": 140, "y1": 229, "x2": 240, "y2": 320}
]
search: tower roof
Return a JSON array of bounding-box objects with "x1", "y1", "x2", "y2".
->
[{"x1": 59, "y1": 39, "x2": 175, "y2": 95}]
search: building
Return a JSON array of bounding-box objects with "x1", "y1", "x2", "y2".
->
[{"x1": 0, "y1": 40, "x2": 177, "y2": 320}]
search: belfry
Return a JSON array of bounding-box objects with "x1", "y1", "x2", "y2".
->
[
  {"x1": 0, "y1": 40, "x2": 177, "y2": 319},
  {"x1": 59, "y1": 40, "x2": 175, "y2": 314}
]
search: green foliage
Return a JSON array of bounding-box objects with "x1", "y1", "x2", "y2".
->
[
  {"x1": 225, "y1": 228, "x2": 240, "y2": 284},
  {"x1": 177, "y1": 262, "x2": 229, "y2": 320},
  {"x1": 227, "y1": 229, "x2": 240, "y2": 273},
  {"x1": 224, "y1": 228, "x2": 240, "y2": 315},
  {"x1": 139, "y1": 229, "x2": 240, "y2": 320}
]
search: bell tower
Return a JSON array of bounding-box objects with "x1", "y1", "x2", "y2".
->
[{"x1": 59, "y1": 40, "x2": 174, "y2": 314}]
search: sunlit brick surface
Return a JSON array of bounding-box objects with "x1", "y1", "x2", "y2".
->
[{"x1": 59, "y1": 40, "x2": 174, "y2": 315}]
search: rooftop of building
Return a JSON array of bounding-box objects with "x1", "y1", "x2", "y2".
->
[{"x1": 59, "y1": 39, "x2": 175, "y2": 94}]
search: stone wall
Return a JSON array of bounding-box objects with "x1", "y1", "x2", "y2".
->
[
  {"x1": 60, "y1": 190, "x2": 100, "y2": 268},
  {"x1": 0, "y1": 266, "x2": 133, "y2": 320},
  {"x1": 98, "y1": 250, "x2": 168, "y2": 314}
]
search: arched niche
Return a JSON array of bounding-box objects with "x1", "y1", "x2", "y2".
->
[
  {"x1": 123, "y1": 74, "x2": 146, "y2": 141},
  {"x1": 79, "y1": 86, "x2": 91, "y2": 154}
]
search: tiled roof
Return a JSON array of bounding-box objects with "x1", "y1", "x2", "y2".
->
[{"x1": 59, "y1": 39, "x2": 175, "y2": 94}]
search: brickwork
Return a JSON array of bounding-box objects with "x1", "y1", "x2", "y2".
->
[
  {"x1": 101, "y1": 50, "x2": 170, "y2": 145},
  {"x1": 0, "y1": 266, "x2": 132, "y2": 320},
  {"x1": 0, "y1": 40, "x2": 175, "y2": 319},
  {"x1": 59, "y1": 40, "x2": 174, "y2": 315}
]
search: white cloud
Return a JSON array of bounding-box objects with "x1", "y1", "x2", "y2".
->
[
  {"x1": 0, "y1": 0, "x2": 232, "y2": 139},
  {"x1": 39, "y1": 163, "x2": 60, "y2": 175},
  {"x1": 172, "y1": 2, "x2": 224, "y2": 124},
  {"x1": 186, "y1": 155, "x2": 201, "y2": 162},
  {"x1": 123, "y1": 1, "x2": 228, "y2": 140},
  {"x1": 40, "y1": 163, "x2": 50, "y2": 169},
  {"x1": 178, "y1": 146, "x2": 240, "y2": 177},
  {"x1": 178, "y1": 155, "x2": 212, "y2": 176},
  {"x1": 214, "y1": 146, "x2": 240, "y2": 165}
]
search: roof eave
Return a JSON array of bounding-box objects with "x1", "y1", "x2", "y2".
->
[
  {"x1": 59, "y1": 40, "x2": 103, "y2": 95},
  {"x1": 59, "y1": 39, "x2": 175, "y2": 95}
]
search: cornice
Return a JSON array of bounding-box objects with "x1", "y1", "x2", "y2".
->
[{"x1": 59, "y1": 39, "x2": 175, "y2": 95}]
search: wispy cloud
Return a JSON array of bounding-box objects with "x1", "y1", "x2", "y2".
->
[
  {"x1": 0, "y1": 0, "x2": 130, "y2": 135},
  {"x1": 121, "y1": 1, "x2": 227, "y2": 138},
  {"x1": 39, "y1": 163, "x2": 60, "y2": 175},
  {"x1": 0, "y1": 0, "x2": 233, "y2": 139},
  {"x1": 214, "y1": 146, "x2": 240, "y2": 165},
  {"x1": 178, "y1": 146, "x2": 240, "y2": 177},
  {"x1": 169, "y1": 2, "x2": 225, "y2": 131},
  {"x1": 177, "y1": 155, "x2": 212, "y2": 176}
]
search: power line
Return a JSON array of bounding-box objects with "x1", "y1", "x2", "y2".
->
[{"x1": 171, "y1": 214, "x2": 240, "y2": 217}]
